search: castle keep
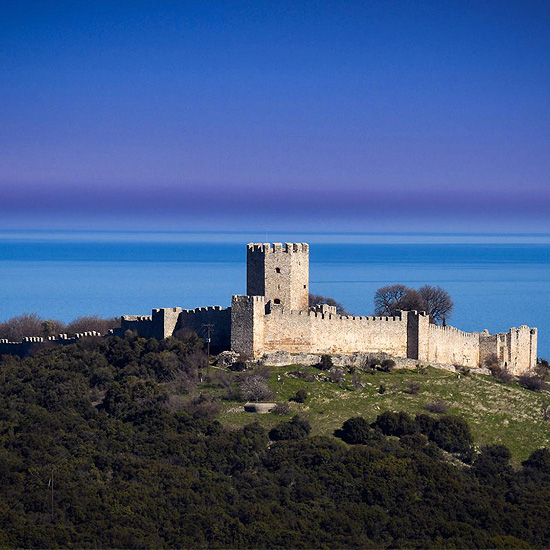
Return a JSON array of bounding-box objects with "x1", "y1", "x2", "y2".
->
[{"x1": 118, "y1": 242, "x2": 538, "y2": 374}]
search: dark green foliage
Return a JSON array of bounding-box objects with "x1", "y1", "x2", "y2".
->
[
  {"x1": 372, "y1": 411, "x2": 416, "y2": 437},
  {"x1": 380, "y1": 359, "x2": 396, "y2": 372},
  {"x1": 228, "y1": 359, "x2": 247, "y2": 372},
  {"x1": 430, "y1": 415, "x2": 474, "y2": 454},
  {"x1": 335, "y1": 416, "x2": 381, "y2": 444},
  {"x1": 1, "y1": 336, "x2": 550, "y2": 548},
  {"x1": 317, "y1": 354, "x2": 333, "y2": 370},
  {"x1": 523, "y1": 448, "x2": 550, "y2": 474},
  {"x1": 292, "y1": 388, "x2": 308, "y2": 403},
  {"x1": 268, "y1": 415, "x2": 311, "y2": 441}
]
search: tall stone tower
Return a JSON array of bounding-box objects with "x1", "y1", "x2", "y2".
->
[{"x1": 246, "y1": 243, "x2": 309, "y2": 311}]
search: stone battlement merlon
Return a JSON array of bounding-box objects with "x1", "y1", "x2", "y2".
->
[
  {"x1": 122, "y1": 315, "x2": 153, "y2": 322},
  {"x1": 232, "y1": 295, "x2": 265, "y2": 303},
  {"x1": 247, "y1": 242, "x2": 309, "y2": 254}
]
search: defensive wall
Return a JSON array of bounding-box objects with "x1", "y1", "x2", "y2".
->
[
  {"x1": 0, "y1": 331, "x2": 103, "y2": 357},
  {"x1": 93, "y1": 242, "x2": 539, "y2": 374},
  {"x1": 229, "y1": 295, "x2": 537, "y2": 373},
  {"x1": 119, "y1": 306, "x2": 231, "y2": 350}
]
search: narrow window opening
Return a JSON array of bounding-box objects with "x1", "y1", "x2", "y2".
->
[
  {"x1": 303, "y1": 285, "x2": 306, "y2": 289},
  {"x1": 275, "y1": 267, "x2": 281, "y2": 273},
  {"x1": 274, "y1": 299, "x2": 281, "y2": 304}
]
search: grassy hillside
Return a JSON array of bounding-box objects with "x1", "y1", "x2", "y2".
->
[{"x1": 210, "y1": 364, "x2": 550, "y2": 463}]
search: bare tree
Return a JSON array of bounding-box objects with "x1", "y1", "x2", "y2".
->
[
  {"x1": 374, "y1": 284, "x2": 453, "y2": 324},
  {"x1": 374, "y1": 285, "x2": 424, "y2": 316},
  {"x1": 309, "y1": 293, "x2": 348, "y2": 315},
  {"x1": 239, "y1": 374, "x2": 272, "y2": 402},
  {"x1": 418, "y1": 285, "x2": 454, "y2": 324},
  {"x1": 0, "y1": 313, "x2": 57, "y2": 341},
  {"x1": 65, "y1": 315, "x2": 120, "y2": 335}
]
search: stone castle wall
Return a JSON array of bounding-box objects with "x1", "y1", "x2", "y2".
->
[
  {"x1": 422, "y1": 323, "x2": 480, "y2": 367},
  {"x1": 120, "y1": 306, "x2": 231, "y2": 348},
  {"x1": 262, "y1": 306, "x2": 410, "y2": 357},
  {"x1": 0, "y1": 331, "x2": 103, "y2": 357},
  {"x1": 110, "y1": 242, "x2": 538, "y2": 375}
]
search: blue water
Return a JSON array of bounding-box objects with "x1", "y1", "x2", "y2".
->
[{"x1": 0, "y1": 232, "x2": 548, "y2": 357}]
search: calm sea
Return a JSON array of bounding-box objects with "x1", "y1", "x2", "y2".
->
[{"x1": 0, "y1": 231, "x2": 549, "y2": 357}]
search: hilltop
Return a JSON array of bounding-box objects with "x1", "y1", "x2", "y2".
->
[{"x1": 213, "y1": 361, "x2": 549, "y2": 464}]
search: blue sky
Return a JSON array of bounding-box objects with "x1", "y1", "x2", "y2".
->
[{"x1": 1, "y1": 0, "x2": 548, "y2": 232}]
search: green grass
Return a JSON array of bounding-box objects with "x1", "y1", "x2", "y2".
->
[{"x1": 199, "y1": 365, "x2": 550, "y2": 464}]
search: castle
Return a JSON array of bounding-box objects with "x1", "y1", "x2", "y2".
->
[{"x1": 118, "y1": 242, "x2": 538, "y2": 374}]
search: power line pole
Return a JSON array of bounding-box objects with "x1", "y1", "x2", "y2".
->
[
  {"x1": 202, "y1": 324, "x2": 214, "y2": 378},
  {"x1": 49, "y1": 467, "x2": 54, "y2": 523}
]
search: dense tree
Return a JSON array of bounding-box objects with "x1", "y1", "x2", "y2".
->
[
  {"x1": 0, "y1": 334, "x2": 550, "y2": 548},
  {"x1": 268, "y1": 415, "x2": 311, "y2": 441},
  {"x1": 336, "y1": 416, "x2": 381, "y2": 444}
]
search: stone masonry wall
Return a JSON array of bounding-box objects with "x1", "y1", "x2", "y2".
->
[
  {"x1": 176, "y1": 306, "x2": 231, "y2": 350},
  {"x1": 247, "y1": 243, "x2": 309, "y2": 311},
  {"x1": 120, "y1": 315, "x2": 154, "y2": 338},
  {"x1": 506, "y1": 326, "x2": 537, "y2": 374},
  {"x1": 262, "y1": 307, "x2": 410, "y2": 357},
  {"x1": 231, "y1": 295, "x2": 266, "y2": 358},
  {"x1": 424, "y1": 323, "x2": 480, "y2": 367}
]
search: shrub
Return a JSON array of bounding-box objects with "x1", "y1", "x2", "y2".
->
[
  {"x1": 317, "y1": 354, "x2": 334, "y2": 371},
  {"x1": 328, "y1": 367, "x2": 345, "y2": 384},
  {"x1": 372, "y1": 411, "x2": 415, "y2": 437},
  {"x1": 518, "y1": 374, "x2": 548, "y2": 392},
  {"x1": 335, "y1": 417, "x2": 381, "y2": 444},
  {"x1": 239, "y1": 375, "x2": 272, "y2": 402},
  {"x1": 404, "y1": 381, "x2": 421, "y2": 395},
  {"x1": 292, "y1": 389, "x2": 308, "y2": 403},
  {"x1": 430, "y1": 415, "x2": 473, "y2": 454},
  {"x1": 272, "y1": 402, "x2": 291, "y2": 415},
  {"x1": 490, "y1": 366, "x2": 513, "y2": 384},
  {"x1": 484, "y1": 353, "x2": 499, "y2": 368},
  {"x1": 228, "y1": 360, "x2": 248, "y2": 372},
  {"x1": 473, "y1": 445, "x2": 512, "y2": 478},
  {"x1": 414, "y1": 414, "x2": 438, "y2": 439},
  {"x1": 288, "y1": 370, "x2": 315, "y2": 382},
  {"x1": 269, "y1": 415, "x2": 311, "y2": 441},
  {"x1": 522, "y1": 448, "x2": 550, "y2": 474},
  {"x1": 379, "y1": 359, "x2": 395, "y2": 372},
  {"x1": 425, "y1": 401, "x2": 448, "y2": 414},
  {"x1": 536, "y1": 358, "x2": 550, "y2": 380}
]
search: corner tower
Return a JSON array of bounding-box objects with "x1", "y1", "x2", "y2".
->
[{"x1": 247, "y1": 243, "x2": 309, "y2": 311}]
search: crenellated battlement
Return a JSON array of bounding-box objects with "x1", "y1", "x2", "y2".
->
[
  {"x1": 122, "y1": 315, "x2": 153, "y2": 322},
  {"x1": 232, "y1": 295, "x2": 265, "y2": 303},
  {"x1": 247, "y1": 242, "x2": 309, "y2": 254}
]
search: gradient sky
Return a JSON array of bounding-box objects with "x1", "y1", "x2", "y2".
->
[{"x1": 1, "y1": 0, "x2": 549, "y2": 232}]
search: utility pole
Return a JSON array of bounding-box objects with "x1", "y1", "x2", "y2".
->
[
  {"x1": 202, "y1": 324, "x2": 214, "y2": 378},
  {"x1": 49, "y1": 467, "x2": 54, "y2": 523}
]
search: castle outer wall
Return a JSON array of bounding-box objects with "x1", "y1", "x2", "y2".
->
[{"x1": 116, "y1": 242, "x2": 537, "y2": 375}]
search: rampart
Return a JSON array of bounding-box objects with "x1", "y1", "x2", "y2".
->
[
  {"x1": 84, "y1": 241, "x2": 539, "y2": 375},
  {"x1": 0, "y1": 331, "x2": 103, "y2": 357},
  {"x1": 119, "y1": 306, "x2": 232, "y2": 349}
]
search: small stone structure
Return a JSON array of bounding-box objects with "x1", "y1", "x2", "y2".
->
[
  {"x1": 117, "y1": 242, "x2": 538, "y2": 375},
  {"x1": 243, "y1": 402, "x2": 277, "y2": 413}
]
